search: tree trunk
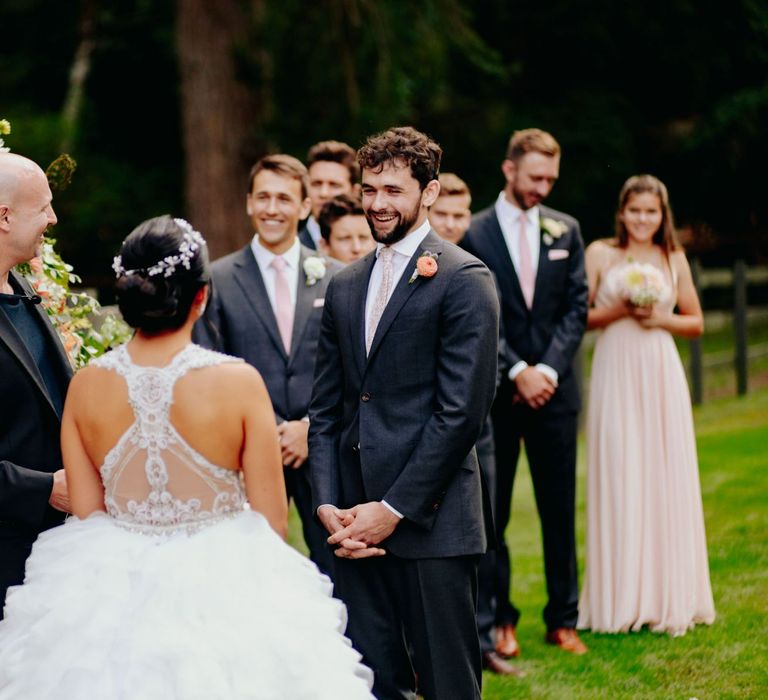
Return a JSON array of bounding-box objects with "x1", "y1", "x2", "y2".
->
[
  {"x1": 176, "y1": 0, "x2": 266, "y2": 260},
  {"x1": 60, "y1": 0, "x2": 99, "y2": 154}
]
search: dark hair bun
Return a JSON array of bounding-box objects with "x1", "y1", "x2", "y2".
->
[{"x1": 115, "y1": 215, "x2": 209, "y2": 334}]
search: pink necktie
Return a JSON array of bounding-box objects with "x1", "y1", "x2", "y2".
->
[
  {"x1": 517, "y1": 213, "x2": 535, "y2": 309},
  {"x1": 366, "y1": 247, "x2": 395, "y2": 354},
  {"x1": 271, "y1": 256, "x2": 293, "y2": 353}
]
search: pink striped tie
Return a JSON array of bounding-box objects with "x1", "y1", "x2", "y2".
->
[
  {"x1": 271, "y1": 256, "x2": 293, "y2": 353},
  {"x1": 517, "y1": 213, "x2": 535, "y2": 309}
]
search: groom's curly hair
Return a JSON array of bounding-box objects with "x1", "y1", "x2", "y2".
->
[{"x1": 357, "y1": 126, "x2": 442, "y2": 190}]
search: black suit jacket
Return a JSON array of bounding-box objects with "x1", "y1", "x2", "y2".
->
[
  {"x1": 463, "y1": 204, "x2": 587, "y2": 412},
  {"x1": 308, "y1": 231, "x2": 500, "y2": 559},
  {"x1": 194, "y1": 244, "x2": 334, "y2": 422},
  {"x1": 298, "y1": 223, "x2": 317, "y2": 251},
  {"x1": 0, "y1": 272, "x2": 72, "y2": 542}
]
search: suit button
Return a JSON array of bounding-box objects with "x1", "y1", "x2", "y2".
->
[
  {"x1": 351, "y1": 444, "x2": 360, "y2": 454},
  {"x1": 432, "y1": 502, "x2": 440, "y2": 511},
  {"x1": 360, "y1": 393, "x2": 371, "y2": 402}
]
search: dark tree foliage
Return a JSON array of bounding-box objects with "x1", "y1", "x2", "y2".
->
[{"x1": 1, "y1": 0, "x2": 766, "y2": 291}]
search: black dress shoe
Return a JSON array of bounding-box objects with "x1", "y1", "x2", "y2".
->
[{"x1": 482, "y1": 651, "x2": 526, "y2": 677}]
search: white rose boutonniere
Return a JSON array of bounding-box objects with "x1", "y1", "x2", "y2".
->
[
  {"x1": 541, "y1": 217, "x2": 569, "y2": 246},
  {"x1": 303, "y1": 256, "x2": 326, "y2": 286}
]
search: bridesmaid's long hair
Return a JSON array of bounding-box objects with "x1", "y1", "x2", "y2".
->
[{"x1": 614, "y1": 174, "x2": 680, "y2": 252}]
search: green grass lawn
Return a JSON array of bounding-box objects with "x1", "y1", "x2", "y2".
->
[
  {"x1": 288, "y1": 389, "x2": 767, "y2": 699},
  {"x1": 482, "y1": 389, "x2": 768, "y2": 699}
]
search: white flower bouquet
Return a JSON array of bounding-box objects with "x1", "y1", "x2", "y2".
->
[{"x1": 618, "y1": 261, "x2": 666, "y2": 307}]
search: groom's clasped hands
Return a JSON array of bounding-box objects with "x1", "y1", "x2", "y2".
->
[{"x1": 318, "y1": 502, "x2": 400, "y2": 559}]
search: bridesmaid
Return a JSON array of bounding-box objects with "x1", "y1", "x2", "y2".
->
[{"x1": 577, "y1": 174, "x2": 715, "y2": 636}]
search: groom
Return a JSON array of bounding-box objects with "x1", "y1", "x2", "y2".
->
[{"x1": 309, "y1": 126, "x2": 499, "y2": 699}]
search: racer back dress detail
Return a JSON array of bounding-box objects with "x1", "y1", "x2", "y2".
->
[
  {"x1": 0, "y1": 343, "x2": 373, "y2": 699},
  {"x1": 577, "y1": 260, "x2": 715, "y2": 636}
]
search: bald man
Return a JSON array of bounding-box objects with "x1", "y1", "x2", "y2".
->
[{"x1": 0, "y1": 153, "x2": 72, "y2": 616}]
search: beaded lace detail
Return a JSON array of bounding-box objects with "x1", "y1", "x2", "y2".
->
[{"x1": 91, "y1": 343, "x2": 246, "y2": 535}]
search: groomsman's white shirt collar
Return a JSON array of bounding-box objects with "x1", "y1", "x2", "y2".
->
[
  {"x1": 305, "y1": 216, "x2": 322, "y2": 248},
  {"x1": 250, "y1": 235, "x2": 301, "y2": 312},
  {"x1": 364, "y1": 218, "x2": 432, "y2": 344},
  {"x1": 494, "y1": 192, "x2": 558, "y2": 385}
]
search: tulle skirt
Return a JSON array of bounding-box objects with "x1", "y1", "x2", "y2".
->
[{"x1": 0, "y1": 511, "x2": 373, "y2": 699}]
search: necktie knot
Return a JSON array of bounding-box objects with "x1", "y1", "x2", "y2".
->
[
  {"x1": 271, "y1": 256, "x2": 286, "y2": 272},
  {"x1": 378, "y1": 246, "x2": 394, "y2": 262}
]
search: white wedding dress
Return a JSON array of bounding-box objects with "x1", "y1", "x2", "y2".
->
[{"x1": 0, "y1": 343, "x2": 373, "y2": 699}]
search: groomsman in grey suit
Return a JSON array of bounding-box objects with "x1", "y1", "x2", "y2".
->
[
  {"x1": 309, "y1": 127, "x2": 499, "y2": 699},
  {"x1": 194, "y1": 154, "x2": 335, "y2": 576},
  {"x1": 463, "y1": 129, "x2": 588, "y2": 657}
]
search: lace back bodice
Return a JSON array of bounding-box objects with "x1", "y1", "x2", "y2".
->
[{"x1": 91, "y1": 343, "x2": 246, "y2": 534}]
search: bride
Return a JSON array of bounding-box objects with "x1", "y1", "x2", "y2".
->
[{"x1": 0, "y1": 216, "x2": 373, "y2": 699}]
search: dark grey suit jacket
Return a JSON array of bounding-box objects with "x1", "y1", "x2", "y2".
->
[
  {"x1": 194, "y1": 244, "x2": 334, "y2": 422},
  {"x1": 308, "y1": 231, "x2": 500, "y2": 559},
  {"x1": 463, "y1": 204, "x2": 587, "y2": 412}
]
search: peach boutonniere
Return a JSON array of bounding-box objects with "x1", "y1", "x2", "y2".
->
[{"x1": 408, "y1": 250, "x2": 439, "y2": 284}]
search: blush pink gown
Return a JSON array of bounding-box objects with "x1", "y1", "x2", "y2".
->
[{"x1": 577, "y1": 261, "x2": 716, "y2": 636}]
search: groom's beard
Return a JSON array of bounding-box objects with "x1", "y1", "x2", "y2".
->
[{"x1": 366, "y1": 200, "x2": 421, "y2": 245}]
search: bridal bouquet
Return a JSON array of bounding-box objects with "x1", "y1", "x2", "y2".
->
[{"x1": 618, "y1": 261, "x2": 666, "y2": 307}]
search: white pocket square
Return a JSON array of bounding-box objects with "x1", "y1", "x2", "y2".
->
[
  {"x1": 548, "y1": 249, "x2": 569, "y2": 261},
  {"x1": 313, "y1": 298, "x2": 325, "y2": 308}
]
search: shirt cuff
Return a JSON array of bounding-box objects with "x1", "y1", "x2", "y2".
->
[
  {"x1": 381, "y1": 500, "x2": 404, "y2": 519},
  {"x1": 535, "y1": 363, "x2": 559, "y2": 386},
  {"x1": 508, "y1": 361, "x2": 528, "y2": 381}
]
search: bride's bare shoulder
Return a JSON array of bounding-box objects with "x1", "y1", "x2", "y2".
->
[{"x1": 193, "y1": 359, "x2": 268, "y2": 396}]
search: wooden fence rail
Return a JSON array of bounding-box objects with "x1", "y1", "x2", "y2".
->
[{"x1": 689, "y1": 260, "x2": 768, "y2": 404}]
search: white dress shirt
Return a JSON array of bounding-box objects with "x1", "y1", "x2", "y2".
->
[
  {"x1": 364, "y1": 219, "x2": 432, "y2": 346},
  {"x1": 250, "y1": 235, "x2": 301, "y2": 314},
  {"x1": 494, "y1": 192, "x2": 558, "y2": 386}
]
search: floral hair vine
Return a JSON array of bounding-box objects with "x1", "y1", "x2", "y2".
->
[{"x1": 112, "y1": 218, "x2": 206, "y2": 279}]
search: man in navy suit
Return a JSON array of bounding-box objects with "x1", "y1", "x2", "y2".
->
[
  {"x1": 463, "y1": 129, "x2": 589, "y2": 657},
  {"x1": 194, "y1": 154, "x2": 335, "y2": 576},
  {"x1": 309, "y1": 127, "x2": 499, "y2": 699},
  {"x1": 0, "y1": 153, "x2": 72, "y2": 616},
  {"x1": 299, "y1": 141, "x2": 360, "y2": 250}
]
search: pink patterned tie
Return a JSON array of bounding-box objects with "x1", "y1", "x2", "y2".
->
[
  {"x1": 517, "y1": 213, "x2": 535, "y2": 309},
  {"x1": 271, "y1": 256, "x2": 293, "y2": 353},
  {"x1": 366, "y1": 246, "x2": 395, "y2": 354}
]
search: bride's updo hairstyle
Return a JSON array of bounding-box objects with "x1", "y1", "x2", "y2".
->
[{"x1": 114, "y1": 215, "x2": 210, "y2": 334}]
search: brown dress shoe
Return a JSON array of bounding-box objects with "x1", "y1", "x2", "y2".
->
[
  {"x1": 482, "y1": 652, "x2": 526, "y2": 677},
  {"x1": 495, "y1": 624, "x2": 520, "y2": 658},
  {"x1": 545, "y1": 628, "x2": 588, "y2": 655}
]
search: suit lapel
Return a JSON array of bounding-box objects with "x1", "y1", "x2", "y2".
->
[
  {"x1": 231, "y1": 246, "x2": 287, "y2": 360},
  {"x1": 289, "y1": 247, "x2": 321, "y2": 364},
  {"x1": 1, "y1": 272, "x2": 71, "y2": 417},
  {"x1": 366, "y1": 232, "x2": 444, "y2": 362},
  {"x1": 350, "y1": 252, "x2": 377, "y2": 378},
  {"x1": 485, "y1": 212, "x2": 528, "y2": 313}
]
